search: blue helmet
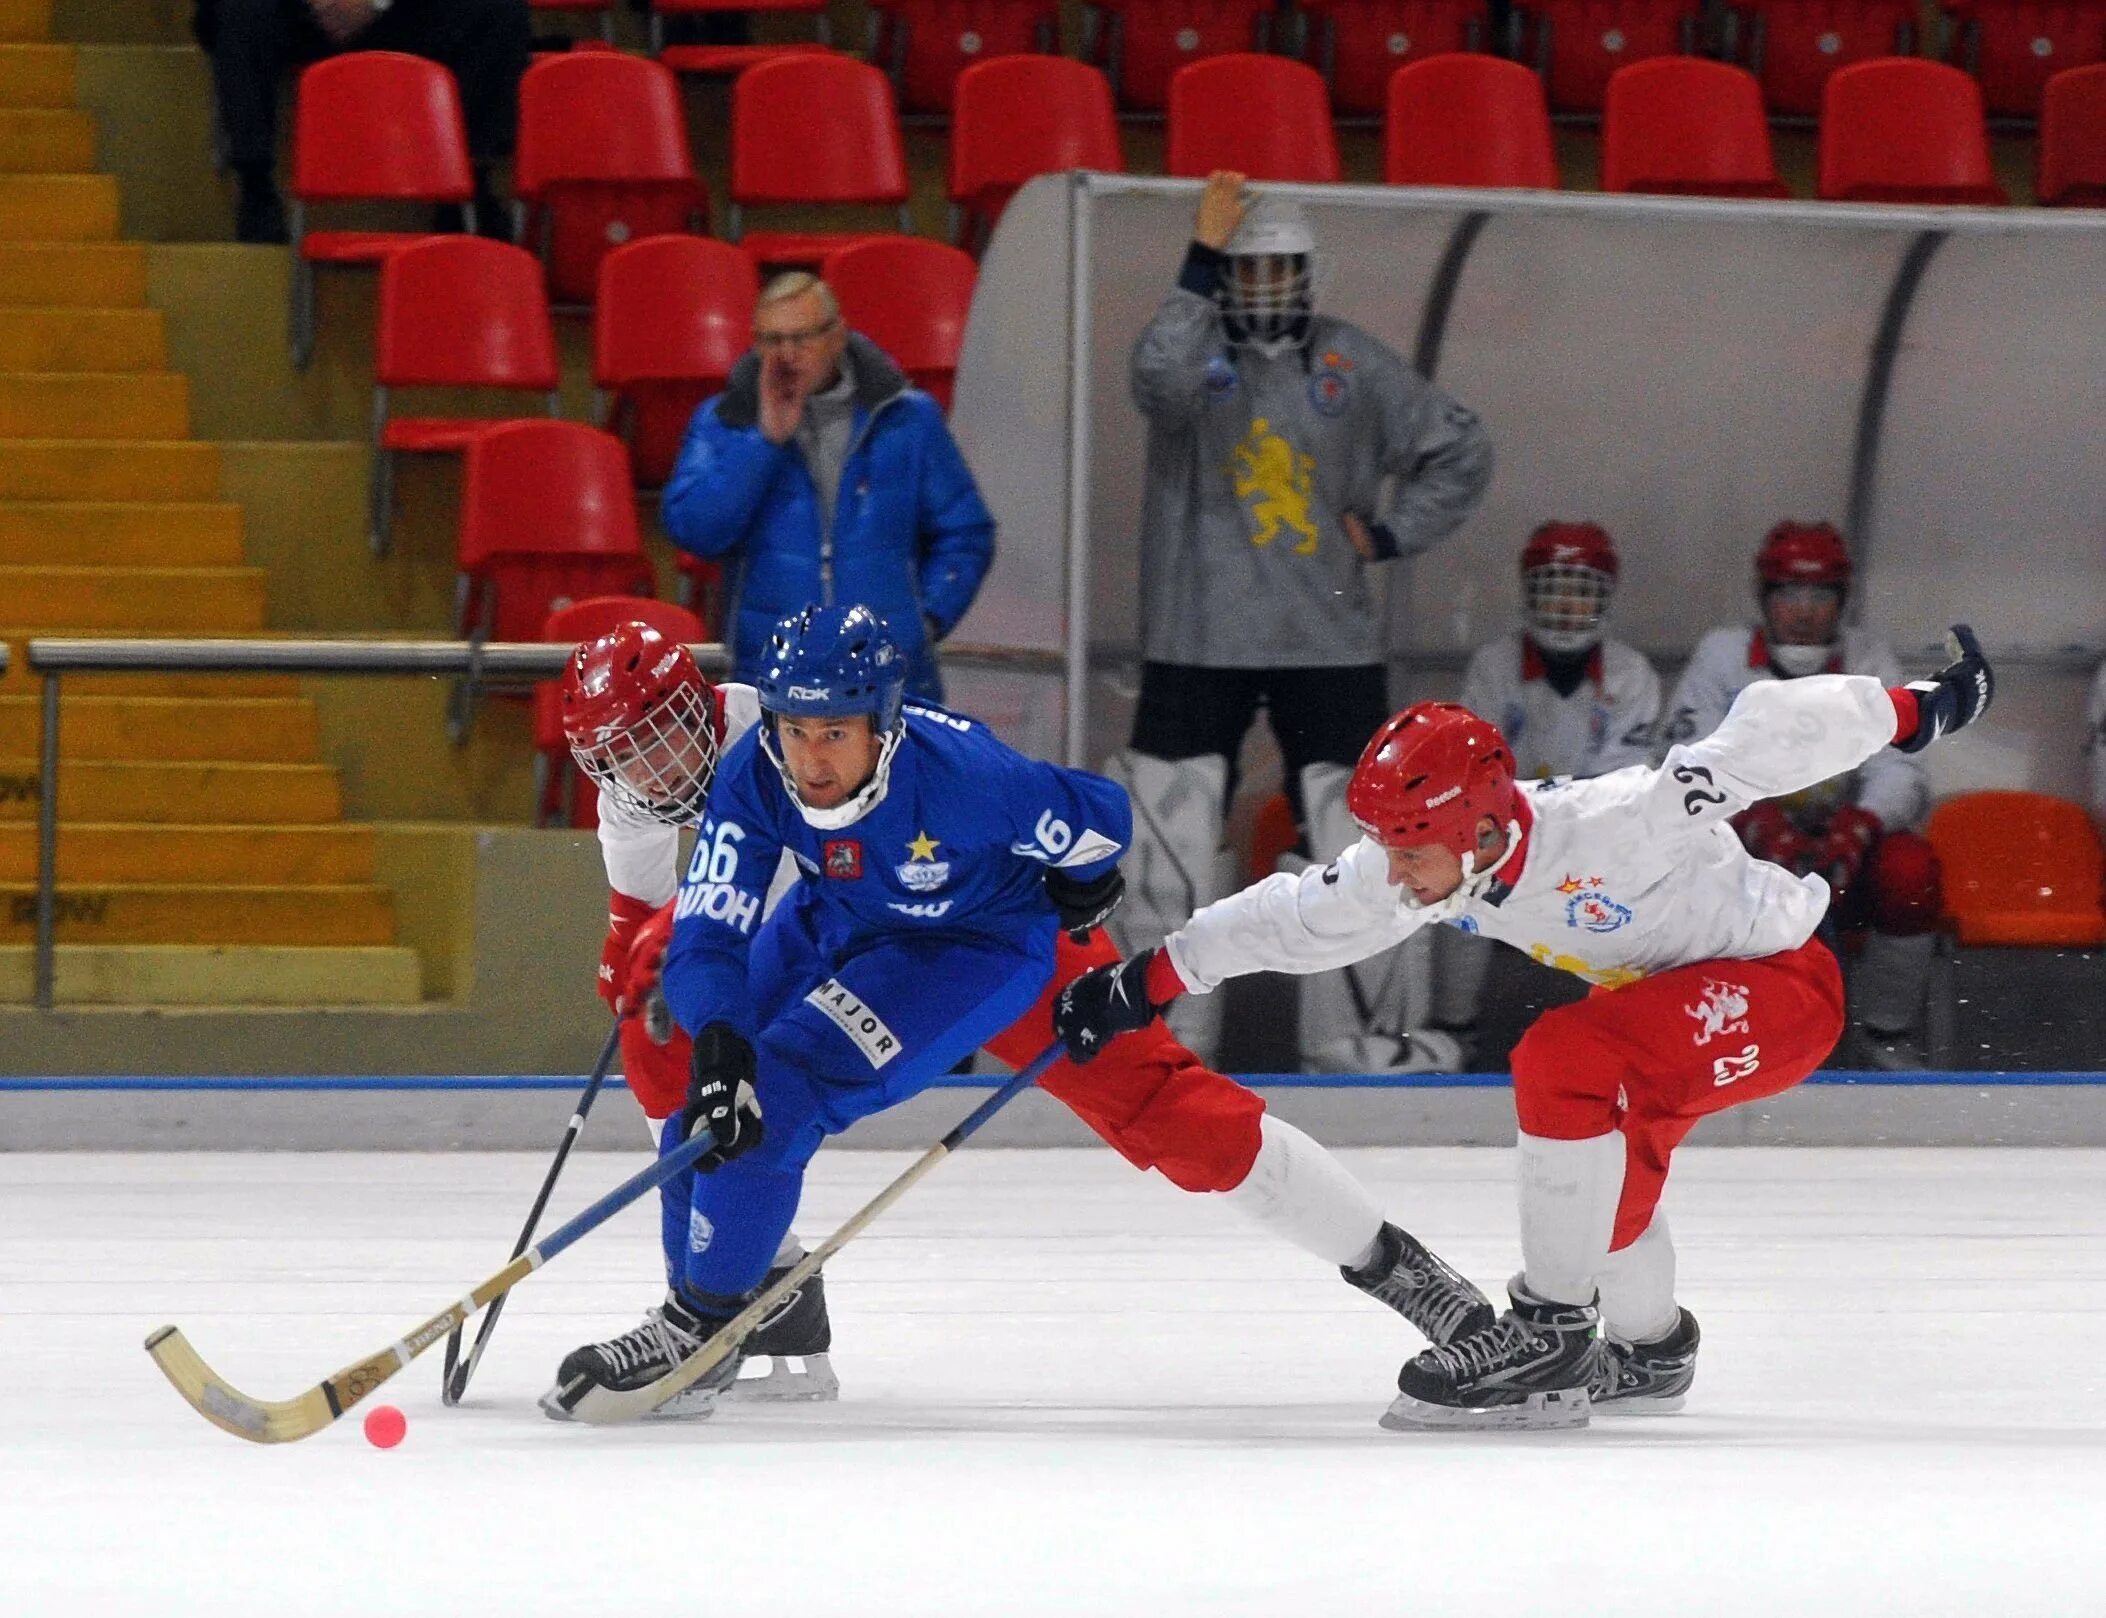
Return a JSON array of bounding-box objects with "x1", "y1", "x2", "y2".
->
[{"x1": 754, "y1": 604, "x2": 909, "y2": 829}]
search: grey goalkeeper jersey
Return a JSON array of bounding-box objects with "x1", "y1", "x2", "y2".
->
[{"x1": 1131, "y1": 288, "x2": 1492, "y2": 669}]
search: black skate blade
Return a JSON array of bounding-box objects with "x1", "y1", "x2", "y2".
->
[{"x1": 1379, "y1": 1386, "x2": 1591, "y2": 1434}]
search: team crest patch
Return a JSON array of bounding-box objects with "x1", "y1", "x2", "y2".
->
[
  {"x1": 1685, "y1": 978, "x2": 1752, "y2": 1048},
  {"x1": 1308, "y1": 369, "x2": 1351, "y2": 417},
  {"x1": 688, "y1": 1208, "x2": 715, "y2": 1254},
  {"x1": 1557, "y1": 875, "x2": 1632, "y2": 934},
  {"x1": 823, "y1": 839, "x2": 863, "y2": 880},
  {"x1": 1203, "y1": 356, "x2": 1238, "y2": 398},
  {"x1": 897, "y1": 860, "x2": 950, "y2": 893}
]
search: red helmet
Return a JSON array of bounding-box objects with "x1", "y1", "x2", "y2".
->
[
  {"x1": 560, "y1": 622, "x2": 723, "y2": 826},
  {"x1": 1346, "y1": 702, "x2": 1520, "y2": 863},
  {"x1": 1519, "y1": 521, "x2": 1618, "y2": 654},
  {"x1": 1756, "y1": 521, "x2": 1851, "y2": 591}
]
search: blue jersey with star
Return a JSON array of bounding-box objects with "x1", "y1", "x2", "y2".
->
[{"x1": 661, "y1": 702, "x2": 1132, "y2": 1039}]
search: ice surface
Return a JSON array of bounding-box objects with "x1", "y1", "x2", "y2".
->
[{"x1": 4, "y1": 1145, "x2": 2103, "y2": 1616}]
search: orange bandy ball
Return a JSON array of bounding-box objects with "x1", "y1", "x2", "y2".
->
[{"x1": 362, "y1": 1404, "x2": 407, "y2": 1449}]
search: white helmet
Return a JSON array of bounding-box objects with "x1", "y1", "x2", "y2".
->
[{"x1": 1222, "y1": 196, "x2": 1317, "y2": 356}]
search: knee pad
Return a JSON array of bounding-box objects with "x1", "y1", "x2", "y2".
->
[
  {"x1": 1511, "y1": 1006, "x2": 1627, "y2": 1139},
  {"x1": 1868, "y1": 831, "x2": 1943, "y2": 935}
]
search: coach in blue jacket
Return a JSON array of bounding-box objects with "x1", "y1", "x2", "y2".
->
[{"x1": 661, "y1": 271, "x2": 996, "y2": 701}]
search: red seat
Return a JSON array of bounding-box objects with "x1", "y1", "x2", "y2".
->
[
  {"x1": 515, "y1": 54, "x2": 708, "y2": 307},
  {"x1": 1731, "y1": 0, "x2": 1916, "y2": 117},
  {"x1": 1385, "y1": 55, "x2": 1559, "y2": 185},
  {"x1": 870, "y1": 0, "x2": 1061, "y2": 113},
  {"x1": 459, "y1": 423, "x2": 654, "y2": 647},
  {"x1": 594, "y1": 236, "x2": 758, "y2": 497},
  {"x1": 1818, "y1": 57, "x2": 2009, "y2": 202},
  {"x1": 288, "y1": 52, "x2": 473, "y2": 371},
  {"x1": 1085, "y1": 0, "x2": 1275, "y2": 112},
  {"x1": 1296, "y1": 0, "x2": 1490, "y2": 117},
  {"x1": 1942, "y1": 0, "x2": 2106, "y2": 117},
  {"x1": 1519, "y1": 0, "x2": 1700, "y2": 114},
  {"x1": 1167, "y1": 54, "x2": 1343, "y2": 180},
  {"x1": 949, "y1": 57, "x2": 1123, "y2": 250},
  {"x1": 1926, "y1": 791, "x2": 2106, "y2": 946},
  {"x1": 532, "y1": 595, "x2": 706, "y2": 827},
  {"x1": 1602, "y1": 57, "x2": 1790, "y2": 195},
  {"x1": 823, "y1": 238, "x2": 978, "y2": 410},
  {"x1": 652, "y1": 0, "x2": 839, "y2": 74},
  {"x1": 2039, "y1": 61, "x2": 2106, "y2": 202},
  {"x1": 730, "y1": 56, "x2": 914, "y2": 269},
  {"x1": 370, "y1": 237, "x2": 562, "y2": 556}
]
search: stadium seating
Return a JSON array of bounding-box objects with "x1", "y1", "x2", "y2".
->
[
  {"x1": 729, "y1": 56, "x2": 914, "y2": 269},
  {"x1": 824, "y1": 238, "x2": 978, "y2": 410},
  {"x1": 1517, "y1": 0, "x2": 1701, "y2": 115},
  {"x1": 1085, "y1": 0, "x2": 1276, "y2": 112},
  {"x1": 1946, "y1": 0, "x2": 2106, "y2": 119},
  {"x1": 1167, "y1": 55, "x2": 1343, "y2": 181},
  {"x1": 1730, "y1": 0, "x2": 1916, "y2": 117},
  {"x1": 1601, "y1": 57, "x2": 1791, "y2": 195},
  {"x1": 514, "y1": 53, "x2": 708, "y2": 308},
  {"x1": 1927, "y1": 792, "x2": 2106, "y2": 946},
  {"x1": 1296, "y1": 0, "x2": 1490, "y2": 118},
  {"x1": 869, "y1": 0, "x2": 1061, "y2": 113},
  {"x1": 594, "y1": 235, "x2": 757, "y2": 493},
  {"x1": 651, "y1": 0, "x2": 839, "y2": 74},
  {"x1": 1386, "y1": 55, "x2": 1560, "y2": 186},
  {"x1": 370, "y1": 237, "x2": 562, "y2": 556},
  {"x1": 1817, "y1": 58, "x2": 2008, "y2": 202},
  {"x1": 532, "y1": 595, "x2": 706, "y2": 827},
  {"x1": 2038, "y1": 63, "x2": 2106, "y2": 202},
  {"x1": 949, "y1": 57, "x2": 1124, "y2": 251},
  {"x1": 287, "y1": 52, "x2": 473, "y2": 372}
]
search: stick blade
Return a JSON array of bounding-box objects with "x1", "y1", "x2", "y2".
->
[{"x1": 144, "y1": 1326, "x2": 336, "y2": 1444}]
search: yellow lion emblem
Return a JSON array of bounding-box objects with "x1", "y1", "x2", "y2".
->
[{"x1": 1227, "y1": 418, "x2": 1319, "y2": 556}]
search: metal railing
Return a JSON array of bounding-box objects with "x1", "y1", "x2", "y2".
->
[{"x1": 23, "y1": 636, "x2": 1065, "y2": 1010}]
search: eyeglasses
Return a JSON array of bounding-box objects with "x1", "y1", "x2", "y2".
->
[{"x1": 754, "y1": 318, "x2": 840, "y2": 352}]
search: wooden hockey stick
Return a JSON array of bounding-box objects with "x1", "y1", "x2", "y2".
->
[
  {"x1": 563, "y1": 1041, "x2": 1060, "y2": 1425},
  {"x1": 145, "y1": 1123, "x2": 722, "y2": 1444},
  {"x1": 442, "y1": 1018, "x2": 625, "y2": 1406}
]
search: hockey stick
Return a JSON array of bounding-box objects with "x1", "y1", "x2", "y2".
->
[
  {"x1": 145, "y1": 1123, "x2": 722, "y2": 1445},
  {"x1": 442, "y1": 1017, "x2": 625, "y2": 1406},
  {"x1": 565, "y1": 1040, "x2": 1062, "y2": 1425}
]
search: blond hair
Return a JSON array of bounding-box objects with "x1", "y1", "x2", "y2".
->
[{"x1": 757, "y1": 271, "x2": 840, "y2": 322}]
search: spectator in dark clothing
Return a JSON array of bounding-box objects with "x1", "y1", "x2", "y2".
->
[{"x1": 194, "y1": 0, "x2": 530, "y2": 244}]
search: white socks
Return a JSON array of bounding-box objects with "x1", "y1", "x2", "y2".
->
[
  {"x1": 1598, "y1": 1213, "x2": 1679, "y2": 1344},
  {"x1": 1218, "y1": 1114, "x2": 1386, "y2": 1269},
  {"x1": 1517, "y1": 1129, "x2": 1627, "y2": 1307}
]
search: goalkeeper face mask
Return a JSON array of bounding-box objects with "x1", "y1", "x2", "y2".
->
[{"x1": 1220, "y1": 197, "x2": 1320, "y2": 357}]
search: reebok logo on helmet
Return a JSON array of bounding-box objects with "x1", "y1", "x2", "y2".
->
[{"x1": 1425, "y1": 785, "x2": 1463, "y2": 809}]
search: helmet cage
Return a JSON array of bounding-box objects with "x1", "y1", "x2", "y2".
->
[
  {"x1": 1221, "y1": 253, "x2": 1315, "y2": 352},
  {"x1": 571, "y1": 678, "x2": 721, "y2": 827},
  {"x1": 1523, "y1": 560, "x2": 1615, "y2": 655}
]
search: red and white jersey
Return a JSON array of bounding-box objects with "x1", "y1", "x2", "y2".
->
[
  {"x1": 1458, "y1": 632, "x2": 1661, "y2": 781},
  {"x1": 595, "y1": 682, "x2": 765, "y2": 902},
  {"x1": 2089, "y1": 661, "x2": 2106, "y2": 817},
  {"x1": 1662, "y1": 624, "x2": 1927, "y2": 831},
  {"x1": 1165, "y1": 674, "x2": 1902, "y2": 994}
]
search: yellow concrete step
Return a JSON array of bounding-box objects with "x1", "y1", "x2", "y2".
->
[
  {"x1": 0, "y1": 174, "x2": 117, "y2": 239},
  {"x1": 0, "y1": 942, "x2": 424, "y2": 1005},
  {"x1": 0, "y1": 693, "x2": 319, "y2": 761},
  {"x1": 0, "y1": 500, "x2": 240, "y2": 564},
  {"x1": 0, "y1": 0, "x2": 53, "y2": 45},
  {"x1": 0, "y1": 108, "x2": 92, "y2": 171},
  {"x1": 0, "y1": 370, "x2": 188, "y2": 437},
  {"x1": 0, "y1": 242, "x2": 146, "y2": 305},
  {"x1": 0, "y1": 44, "x2": 70, "y2": 107},
  {"x1": 0, "y1": 756, "x2": 342, "y2": 822},
  {"x1": 0, "y1": 882, "x2": 396, "y2": 945},
  {"x1": 0, "y1": 438, "x2": 217, "y2": 498},
  {"x1": 0, "y1": 564, "x2": 265, "y2": 628},
  {"x1": 0, "y1": 821, "x2": 374, "y2": 883},
  {"x1": 0, "y1": 307, "x2": 163, "y2": 369}
]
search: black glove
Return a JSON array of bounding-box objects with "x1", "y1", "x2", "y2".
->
[
  {"x1": 680, "y1": 1022, "x2": 764, "y2": 1170},
  {"x1": 1044, "y1": 865, "x2": 1125, "y2": 942},
  {"x1": 1895, "y1": 624, "x2": 1993, "y2": 754},
  {"x1": 1053, "y1": 951, "x2": 1164, "y2": 1065}
]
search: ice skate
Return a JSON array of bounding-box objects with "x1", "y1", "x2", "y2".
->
[
  {"x1": 720, "y1": 1255, "x2": 840, "y2": 1404},
  {"x1": 541, "y1": 1292, "x2": 742, "y2": 1422},
  {"x1": 1591, "y1": 1307, "x2": 1699, "y2": 1416},
  {"x1": 1380, "y1": 1274, "x2": 1602, "y2": 1433},
  {"x1": 1341, "y1": 1221, "x2": 1496, "y2": 1345}
]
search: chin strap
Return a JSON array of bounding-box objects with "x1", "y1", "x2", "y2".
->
[
  {"x1": 762, "y1": 724, "x2": 903, "y2": 831},
  {"x1": 1410, "y1": 818, "x2": 1524, "y2": 923}
]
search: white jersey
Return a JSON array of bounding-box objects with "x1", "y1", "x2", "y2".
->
[
  {"x1": 1459, "y1": 632, "x2": 1660, "y2": 781},
  {"x1": 2089, "y1": 661, "x2": 2106, "y2": 818},
  {"x1": 595, "y1": 682, "x2": 764, "y2": 902},
  {"x1": 1662, "y1": 624, "x2": 1926, "y2": 831},
  {"x1": 1165, "y1": 674, "x2": 1900, "y2": 995}
]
